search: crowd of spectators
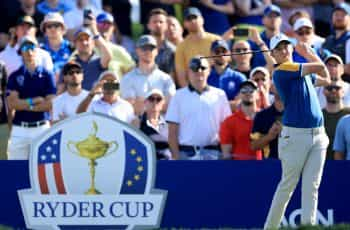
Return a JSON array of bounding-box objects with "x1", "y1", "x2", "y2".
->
[{"x1": 0, "y1": 0, "x2": 350, "y2": 161}]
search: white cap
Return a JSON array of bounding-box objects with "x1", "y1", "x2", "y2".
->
[
  {"x1": 145, "y1": 88, "x2": 164, "y2": 99},
  {"x1": 293, "y1": 18, "x2": 313, "y2": 31},
  {"x1": 98, "y1": 70, "x2": 119, "y2": 82},
  {"x1": 324, "y1": 54, "x2": 344, "y2": 65},
  {"x1": 40, "y1": 12, "x2": 65, "y2": 32},
  {"x1": 270, "y1": 34, "x2": 291, "y2": 50},
  {"x1": 249, "y1": 66, "x2": 270, "y2": 79}
]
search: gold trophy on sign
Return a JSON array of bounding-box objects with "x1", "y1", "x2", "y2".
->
[{"x1": 67, "y1": 121, "x2": 118, "y2": 194}]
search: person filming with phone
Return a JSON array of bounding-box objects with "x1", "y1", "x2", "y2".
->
[{"x1": 76, "y1": 71, "x2": 136, "y2": 124}]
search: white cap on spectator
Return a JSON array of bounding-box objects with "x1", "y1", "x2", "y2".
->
[
  {"x1": 98, "y1": 70, "x2": 119, "y2": 82},
  {"x1": 40, "y1": 12, "x2": 65, "y2": 32},
  {"x1": 270, "y1": 34, "x2": 291, "y2": 50},
  {"x1": 249, "y1": 66, "x2": 269, "y2": 79},
  {"x1": 324, "y1": 54, "x2": 344, "y2": 65},
  {"x1": 293, "y1": 18, "x2": 313, "y2": 31},
  {"x1": 145, "y1": 88, "x2": 164, "y2": 99}
]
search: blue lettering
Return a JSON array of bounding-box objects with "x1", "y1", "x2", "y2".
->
[
  {"x1": 110, "y1": 202, "x2": 123, "y2": 217},
  {"x1": 33, "y1": 202, "x2": 46, "y2": 217},
  {"x1": 79, "y1": 202, "x2": 90, "y2": 217},
  {"x1": 126, "y1": 202, "x2": 138, "y2": 217},
  {"x1": 46, "y1": 202, "x2": 59, "y2": 217},
  {"x1": 142, "y1": 202, "x2": 154, "y2": 217},
  {"x1": 63, "y1": 202, "x2": 77, "y2": 217},
  {"x1": 93, "y1": 202, "x2": 105, "y2": 217}
]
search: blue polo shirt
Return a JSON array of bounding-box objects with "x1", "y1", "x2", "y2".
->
[
  {"x1": 7, "y1": 66, "x2": 56, "y2": 124},
  {"x1": 273, "y1": 62, "x2": 323, "y2": 128},
  {"x1": 207, "y1": 66, "x2": 246, "y2": 100},
  {"x1": 41, "y1": 39, "x2": 72, "y2": 75}
]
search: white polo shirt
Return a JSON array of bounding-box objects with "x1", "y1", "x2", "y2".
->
[
  {"x1": 87, "y1": 97, "x2": 135, "y2": 124},
  {"x1": 52, "y1": 90, "x2": 89, "y2": 121},
  {"x1": 120, "y1": 66, "x2": 176, "y2": 99},
  {"x1": 165, "y1": 85, "x2": 232, "y2": 146}
]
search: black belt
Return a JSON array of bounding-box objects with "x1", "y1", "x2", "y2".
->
[
  {"x1": 14, "y1": 120, "x2": 48, "y2": 128},
  {"x1": 179, "y1": 145, "x2": 219, "y2": 157}
]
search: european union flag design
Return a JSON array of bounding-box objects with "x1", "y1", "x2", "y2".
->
[{"x1": 120, "y1": 131, "x2": 148, "y2": 194}]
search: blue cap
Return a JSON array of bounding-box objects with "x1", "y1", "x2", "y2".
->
[
  {"x1": 136, "y1": 35, "x2": 157, "y2": 48},
  {"x1": 184, "y1": 7, "x2": 202, "y2": 19},
  {"x1": 96, "y1": 12, "x2": 114, "y2": 23},
  {"x1": 264, "y1": 4, "x2": 281, "y2": 16},
  {"x1": 211, "y1": 40, "x2": 229, "y2": 51},
  {"x1": 189, "y1": 56, "x2": 209, "y2": 72},
  {"x1": 74, "y1": 27, "x2": 92, "y2": 40},
  {"x1": 333, "y1": 2, "x2": 350, "y2": 15}
]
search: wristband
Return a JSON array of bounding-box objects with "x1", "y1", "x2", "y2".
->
[{"x1": 92, "y1": 34, "x2": 101, "y2": 40}]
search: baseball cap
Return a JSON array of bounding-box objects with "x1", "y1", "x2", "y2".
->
[
  {"x1": 270, "y1": 34, "x2": 291, "y2": 50},
  {"x1": 18, "y1": 35, "x2": 38, "y2": 54},
  {"x1": 333, "y1": 2, "x2": 350, "y2": 15},
  {"x1": 145, "y1": 88, "x2": 164, "y2": 99},
  {"x1": 184, "y1": 7, "x2": 202, "y2": 19},
  {"x1": 74, "y1": 27, "x2": 92, "y2": 40},
  {"x1": 98, "y1": 70, "x2": 119, "y2": 82},
  {"x1": 264, "y1": 4, "x2": 281, "y2": 17},
  {"x1": 62, "y1": 61, "x2": 82, "y2": 76},
  {"x1": 249, "y1": 67, "x2": 269, "y2": 79},
  {"x1": 239, "y1": 80, "x2": 258, "y2": 90},
  {"x1": 17, "y1": 15, "x2": 35, "y2": 27},
  {"x1": 293, "y1": 18, "x2": 313, "y2": 31},
  {"x1": 96, "y1": 12, "x2": 114, "y2": 24},
  {"x1": 136, "y1": 35, "x2": 157, "y2": 48},
  {"x1": 189, "y1": 56, "x2": 209, "y2": 72},
  {"x1": 40, "y1": 12, "x2": 65, "y2": 32},
  {"x1": 324, "y1": 54, "x2": 344, "y2": 65},
  {"x1": 211, "y1": 40, "x2": 229, "y2": 52}
]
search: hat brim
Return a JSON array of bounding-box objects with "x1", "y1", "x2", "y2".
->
[{"x1": 40, "y1": 20, "x2": 66, "y2": 33}]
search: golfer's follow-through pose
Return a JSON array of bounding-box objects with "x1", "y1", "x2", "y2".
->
[{"x1": 264, "y1": 34, "x2": 331, "y2": 229}]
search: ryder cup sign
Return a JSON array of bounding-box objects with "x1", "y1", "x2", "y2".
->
[{"x1": 18, "y1": 113, "x2": 167, "y2": 230}]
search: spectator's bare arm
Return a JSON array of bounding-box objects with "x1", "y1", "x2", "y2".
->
[
  {"x1": 200, "y1": 0, "x2": 235, "y2": 14},
  {"x1": 334, "y1": 151, "x2": 345, "y2": 160},
  {"x1": 168, "y1": 122, "x2": 180, "y2": 160}
]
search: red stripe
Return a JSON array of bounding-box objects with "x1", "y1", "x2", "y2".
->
[
  {"x1": 53, "y1": 163, "x2": 66, "y2": 194},
  {"x1": 38, "y1": 165, "x2": 49, "y2": 194}
]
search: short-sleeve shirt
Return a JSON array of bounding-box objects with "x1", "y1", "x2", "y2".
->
[
  {"x1": 6, "y1": 65, "x2": 56, "y2": 124},
  {"x1": 251, "y1": 104, "x2": 283, "y2": 159},
  {"x1": 166, "y1": 85, "x2": 231, "y2": 146},
  {"x1": 333, "y1": 114, "x2": 350, "y2": 159},
  {"x1": 323, "y1": 31, "x2": 350, "y2": 64},
  {"x1": 273, "y1": 62, "x2": 323, "y2": 128},
  {"x1": 87, "y1": 97, "x2": 135, "y2": 124},
  {"x1": 207, "y1": 65, "x2": 246, "y2": 100},
  {"x1": 220, "y1": 109, "x2": 263, "y2": 160},
  {"x1": 175, "y1": 32, "x2": 221, "y2": 73},
  {"x1": 156, "y1": 40, "x2": 176, "y2": 74},
  {"x1": 120, "y1": 66, "x2": 176, "y2": 99}
]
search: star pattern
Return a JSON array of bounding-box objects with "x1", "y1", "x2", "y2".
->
[{"x1": 125, "y1": 148, "x2": 144, "y2": 187}]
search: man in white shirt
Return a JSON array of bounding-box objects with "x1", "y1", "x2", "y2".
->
[
  {"x1": 76, "y1": 71, "x2": 136, "y2": 124},
  {"x1": 166, "y1": 56, "x2": 231, "y2": 160},
  {"x1": 52, "y1": 61, "x2": 89, "y2": 123}
]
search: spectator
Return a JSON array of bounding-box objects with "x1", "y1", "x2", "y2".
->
[
  {"x1": 251, "y1": 84, "x2": 283, "y2": 159},
  {"x1": 120, "y1": 35, "x2": 176, "y2": 116},
  {"x1": 322, "y1": 3, "x2": 350, "y2": 82},
  {"x1": 249, "y1": 66, "x2": 271, "y2": 110},
  {"x1": 95, "y1": 12, "x2": 135, "y2": 78},
  {"x1": 0, "y1": 61, "x2": 8, "y2": 159},
  {"x1": 37, "y1": 0, "x2": 71, "y2": 15},
  {"x1": 52, "y1": 62, "x2": 88, "y2": 123},
  {"x1": 138, "y1": 89, "x2": 171, "y2": 160},
  {"x1": 175, "y1": 7, "x2": 221, "y2": 87},
  {"x1": 166, "y1": 56, "x2": 231, "y2": 160},
  {"x1": 234, "y1": 0, "x2": 269, "y2": 26},
  {"x1": 317, "y1": 54, "x2": 350, "y2": 108},
  {"x1": 191, "y1": 0, "x2": 234, "y2": 35},
  {"x1": 323, "y1": 80, "x2": 350, "y2": 159},
  {"x1": 68, "y1": 16, "x2": 112, "y2": 91},
  {"x1": 166, "y1": 16, "x2": 183, "y2": 46},
  {"x1": 147, "y1": 8, "x2": 176, "y2": 76},
  {"x1": 40, "y1": 12, "x2": 73, "y2": 79},
  {"x1": 207, "y1": 39, "x2": 246, "y2": 111},
  {"x1": 0, "y1": 16, "x2": 54, "y2": 75},
  {"x1": 77, "y1": 71, "x2": 136, "y2": 124},
  {"x1": 220, "y1": 80, "x2": 262, "y2": 160},
  {"x1": 6, "y1": 36, "x2": 56, "y2": 160},
  {"x1": 231, "y1": 40, "x2": 252, "y2": 78},
  {"x1": 333, "y1": 114, "x2": 350, "y2": 160}
]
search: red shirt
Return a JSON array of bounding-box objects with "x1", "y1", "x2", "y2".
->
[{"x1": 220, "y1": 109, "x2": 262, "y2": 160}]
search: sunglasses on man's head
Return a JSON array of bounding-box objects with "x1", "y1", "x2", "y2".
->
[
  {"x1": 148, "y1": 96, "x2": 162, "y2": 103},
  {"x1": 46, "y1": 23, "x2": 61, "y2": 29},
  {"x1": 20, "y1": 44, "x2": 36, "y2": 53},
  {"x1": 325, "y1": 85, "x2": 341, "y2": 91}
]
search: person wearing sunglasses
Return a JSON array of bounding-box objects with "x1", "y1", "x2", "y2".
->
[
  {"x1": 52, "y1": 61, "x2": 89, "y2": 123},
  {"x1": 6, "y1": 36, "x2": 56, "y2": 160},
  {"x1": 120, "y1": 35, "x2": 175, "y2": 116},
  {"x1": 138, "y1": 89, "x2": 171, "y2": 160},
  {"x1": 166, "y1": 56, "x2": 231, "y2": 160},
  {"x1": 230, "y1": 40, "x2": 253, "y2": 79},
  {"x1": 220, "y1": 80, "x2": 262, "y2": 160},
  {"x1": 264, "y1": 34, "x2": 331, "y2": 229}
]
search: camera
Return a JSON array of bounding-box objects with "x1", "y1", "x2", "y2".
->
[
  {"x1": 103, "y1": 82, "x2": 119, "y2": 91},
  {"x1": 233, "y1": 28, "x2": 249, "y2": 37}
]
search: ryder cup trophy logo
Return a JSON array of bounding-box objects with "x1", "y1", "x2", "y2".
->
[{"x1": 18, "y1": 113, "x2": 167, "y2": 230}]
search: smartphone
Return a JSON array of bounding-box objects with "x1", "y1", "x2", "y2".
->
[
  {"x1": 233, "y1": 28, "x2": 249, "y2": 37},
  {"x1": 83, "y1": 9, "x2": 93, "y2": 19},
  {"x1": 103, "y1": 82, "x2": 120, "y2": 91}
]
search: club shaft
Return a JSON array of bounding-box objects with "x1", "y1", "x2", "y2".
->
[{"x1": 200, "y1": 49, "x2": 271, "y2": 59}]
